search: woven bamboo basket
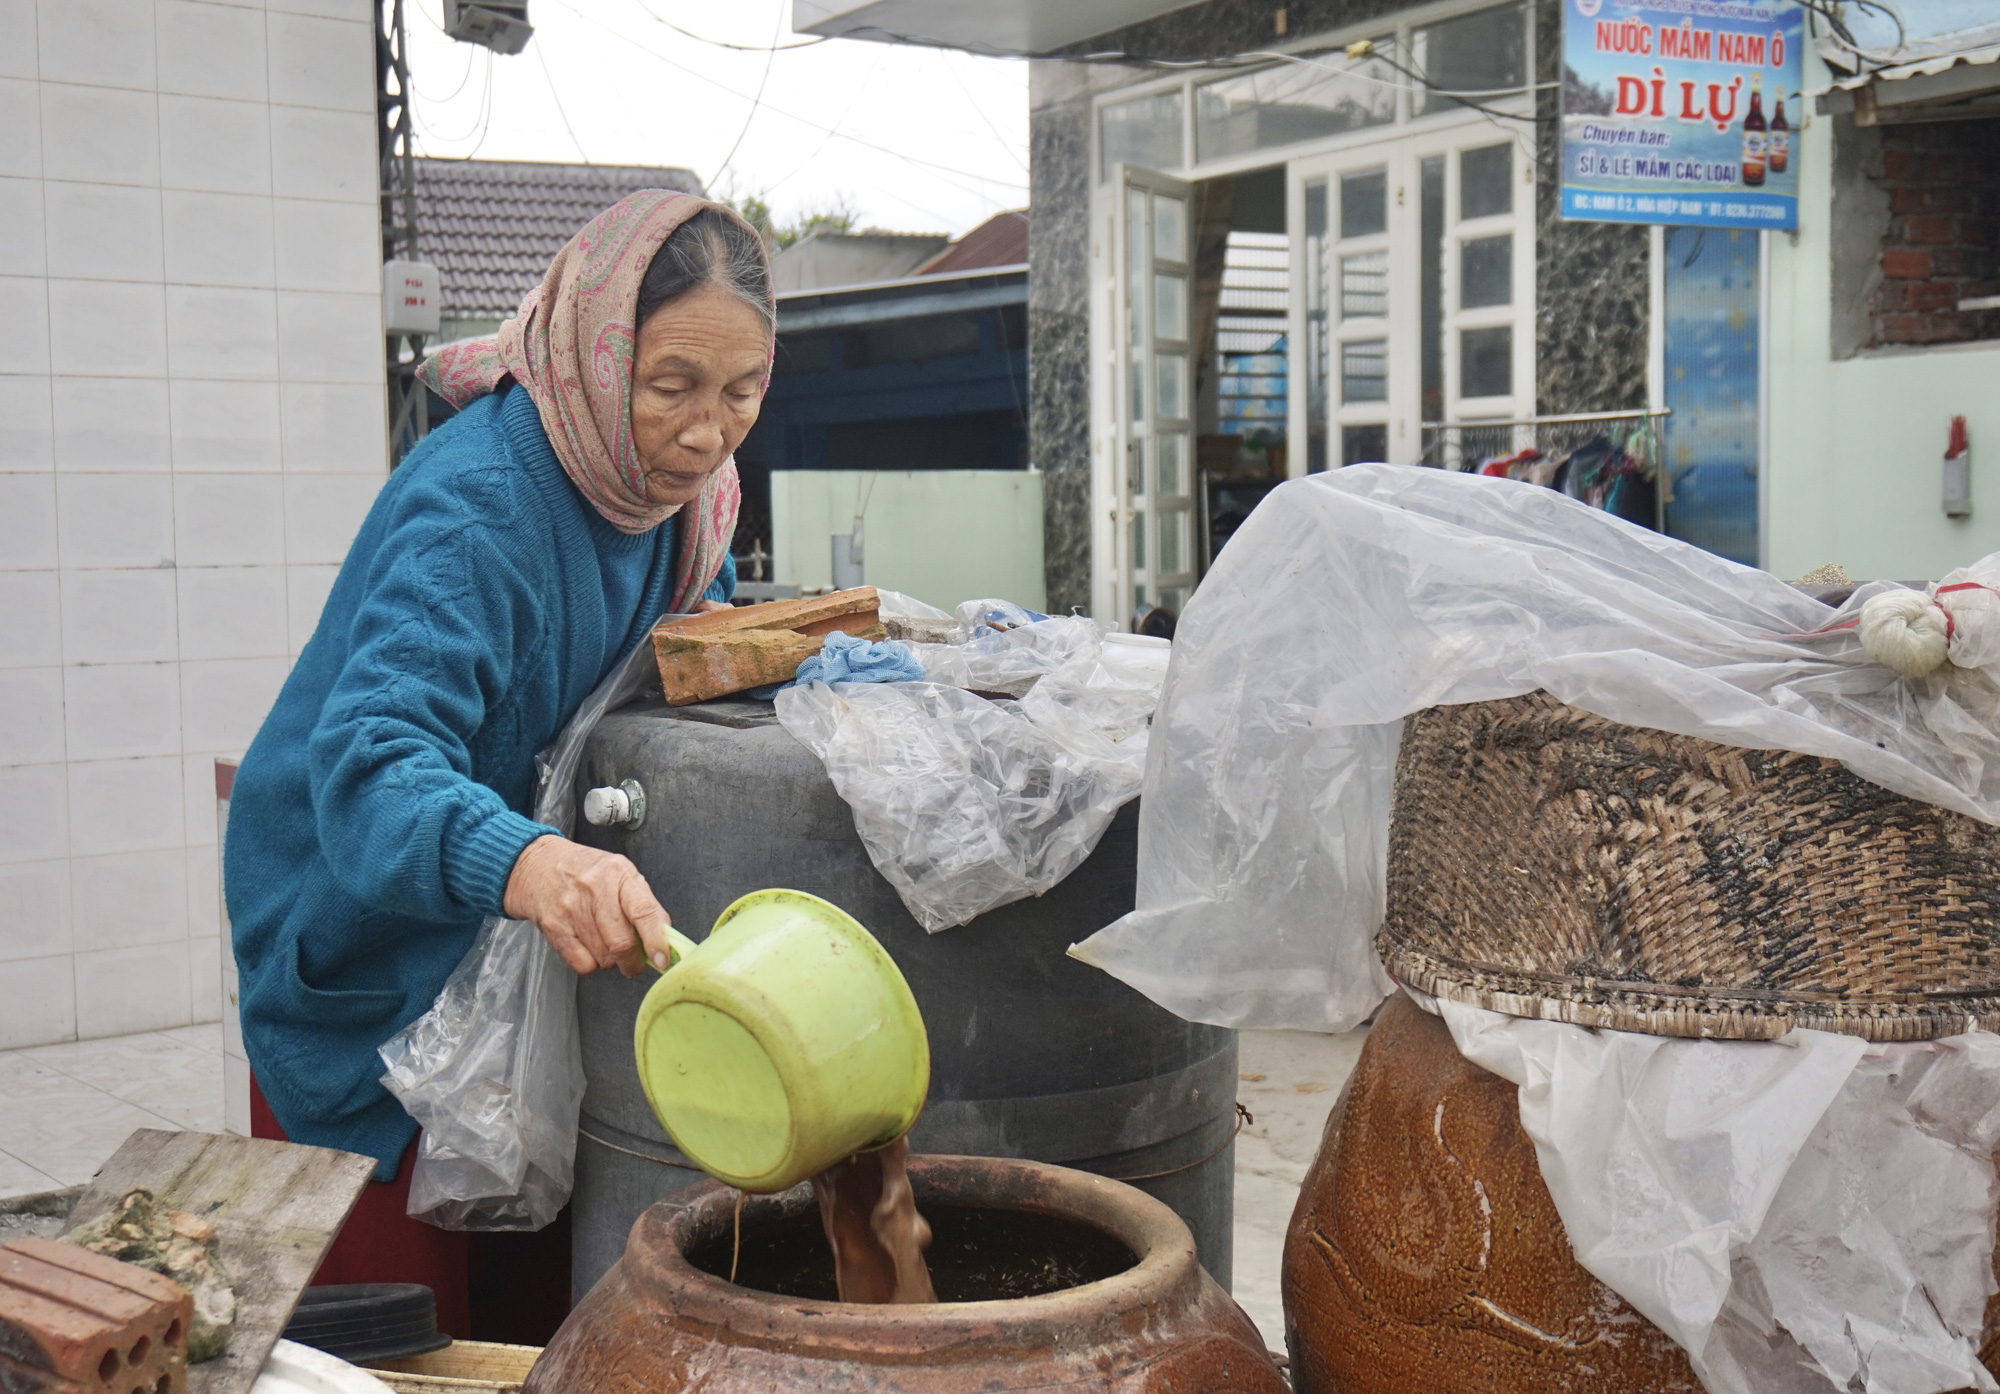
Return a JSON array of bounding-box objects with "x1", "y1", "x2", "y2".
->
[
  {"x1": 1376, "y1": 691, "x2": 2000, "y2": 1041},
  {"x1": 364, "y1": 1341, "x2": 540, "y2": 1392}
]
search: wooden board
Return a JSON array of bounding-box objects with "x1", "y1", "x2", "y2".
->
[{"x1": 60, "y1": 1129, "x2": 375, "y2": 1394}]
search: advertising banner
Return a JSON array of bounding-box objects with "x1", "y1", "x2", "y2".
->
[{"x1": 1561, "y1": 0, "x2": 1804, "y2": 230}]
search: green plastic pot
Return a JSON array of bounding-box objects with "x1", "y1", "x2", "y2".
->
[{"x1": 632, "y1": 888, "x2": 930, "y2": 1193}]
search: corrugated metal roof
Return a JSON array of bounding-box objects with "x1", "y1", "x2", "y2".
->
[
  {"x1": 914, "y1": 208, "x2": 1029, "y2": 276},
  {"x1": 1829, "y1": 41, "x2": 2000, "y2": 89},
  {"x1": 413, "y1": 158, "x2": 706, "y2": 320}
]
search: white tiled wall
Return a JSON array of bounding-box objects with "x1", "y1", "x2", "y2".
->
[{"x1": 0, "y1": 0, "x2": 387, "y2": 1049}]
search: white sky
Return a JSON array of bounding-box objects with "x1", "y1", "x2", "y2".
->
[{"x1": 404, "y1": 0, "x2": 1031, "y2": 236}]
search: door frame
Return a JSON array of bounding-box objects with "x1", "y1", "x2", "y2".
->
[
  {"x1": 1100, "y1": 162, "x2": 1199, "y2": 628},
  {"x1": 1287, "y1": 122, "x2": 1537, "y2": 472}
]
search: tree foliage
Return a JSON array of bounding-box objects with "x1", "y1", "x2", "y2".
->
[{"x1": 720, "y1": 190, "x2": 863, "y2": 251}]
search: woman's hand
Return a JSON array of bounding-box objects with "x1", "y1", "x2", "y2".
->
[
  {"x1": 503, "y1": 835, "x2": 673, "y2": 977},
  {"x1": 692, "y1": 598, "x2": 733, "y2": 613}
]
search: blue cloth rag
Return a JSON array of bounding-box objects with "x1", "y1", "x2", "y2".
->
[{"x1": 753, "y1": 630, "x2": 925, "y2": 697}]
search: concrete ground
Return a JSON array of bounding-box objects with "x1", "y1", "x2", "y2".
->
[
  {"x1": 1228, "y1": 1025, "x2": 1372, "y2": 1351},
  {"x1": 0, "y1": 1021, "x2": 1372, "y2": 1353}
]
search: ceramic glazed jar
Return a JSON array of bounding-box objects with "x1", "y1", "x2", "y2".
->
[
  {"x1": 528, "y1": 1154, "x2": 1285, "y2": 1393},
  {"x1": 1281, "y1": 994, "x2": 1704, "y2": 1393},
  {"x1": 1284, "y1": 996, "x2": 2000, "y2": 1392}
]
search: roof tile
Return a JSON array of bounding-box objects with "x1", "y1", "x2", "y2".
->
[{"x1": 412, "y1": 158, "x2": 705, "y2": 319}]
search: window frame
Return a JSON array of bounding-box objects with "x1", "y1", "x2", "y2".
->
[{"x1": 1090, "y1": 0, "x2": 1537, "y2": 189}]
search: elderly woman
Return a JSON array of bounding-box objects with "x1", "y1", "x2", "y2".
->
[{"x1": 225, "y1": 193, "x2": 771, "y2": 1327}]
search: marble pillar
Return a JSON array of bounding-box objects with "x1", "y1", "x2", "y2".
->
[
  {"x1": 1030, "y1": 64, "x2": 1097, "y2": 617},
  {"x1": 1533, "y1": 0, "x2": 1650, "y2": 413}
]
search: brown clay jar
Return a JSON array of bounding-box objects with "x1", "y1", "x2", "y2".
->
[
  {"x1": 528, "y1": 1153, "x2": 1286, "y2": 1393},
  {"x1": 1282, "y1": 993, "x2": 1704, "y2": 1393}
]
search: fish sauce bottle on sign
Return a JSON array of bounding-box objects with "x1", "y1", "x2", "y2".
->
[
  {"x1": 1741, "y1": 73, "x2": 1767, "y2": 187},
  {"x1": 1770, "y1": 87, "x2": 1789, "y2": 174}
]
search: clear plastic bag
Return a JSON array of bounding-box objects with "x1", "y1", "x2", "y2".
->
[
  {"x1": 774, "y1": 610, "x2": 1170, "y2": 932},
  {"x1": 377, "y1": 631, "x2": 667, "y2": 1230},
  {"x1": 1071, "y1": 465, "x2": 2000, "y2": 1035}
]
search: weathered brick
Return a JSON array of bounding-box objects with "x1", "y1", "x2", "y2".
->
[
  {"x1": 1903, "y1": 279, "x2": 1962, "y2": 312},
  {"x1": 1868, "y1": 120, "x2": 2000, "y2": 346},
  {"x1": 1881, "y1": 248, "x2": 1932, "y2": 280},
  {"x1": 1905, "y1": 214, "x2": 1956, "y2": 245},
  {"x1": 654, "y1": 628, "x2": 826, "y2": 706},
  {"x1": 651, "y1": 587, "x2": 885, "y2": 705},
  {"x1": 658, "y1": 587, "x2": 879, "y2": 640},
  {"x1": 0, "y1": 1239, "x2": 191, "y2": 1394}
]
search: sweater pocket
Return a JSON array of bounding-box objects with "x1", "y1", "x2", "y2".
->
[{"x1": 280, "y1": 932, "x2": 405, "y2": 1028}]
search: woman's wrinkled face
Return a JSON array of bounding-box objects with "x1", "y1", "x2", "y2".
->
[{"x1": 630, "y1": 282, "x2": 769, "y2": 508}]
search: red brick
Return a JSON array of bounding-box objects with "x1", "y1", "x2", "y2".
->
[
  {"x1": 1884, "y1": 314, "x2": 1971, "y2": 345},
  {"x1": 1934, "y1": 152, "x2": 1971, "y2": 183},
  {"x1": 1903, "y1": 280, "x2": 1962, "y2": 312},
  {"x1": 1881, "y1": 148, "x2": 1920, "y2": 181},
  {"x1": 654, "y1": 628, "x2": 827, "y2": 706},
  {"x1": 1925, "y1": 187, "x2": 1967, "y2": 215},
  {"x1": 0, "y1": 1239, "x2": 190, "y2": 1394},
  {"x1": 1930, "y1": 247, "x2": 1971, "y2": 278},
  {"x1": 1881, "y1": 248, "x2": 1932, "y2": 279},
  {"x1": 1905, "y1": 214, "x2": 1955, "y2": 245},
  {"x1": 652, "y1": 587, "x2": 882, "y2": 705},
  {"x1": 1875, "y1": 314, "x2": 1922, "y2": 343},
  {"x1": 657, "y1": 587, "x2": 878, "y2": 640}
]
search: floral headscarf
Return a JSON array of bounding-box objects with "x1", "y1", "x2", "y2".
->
[{"x1": 418, "y1": 190, "x2": 768, "y2": 611}]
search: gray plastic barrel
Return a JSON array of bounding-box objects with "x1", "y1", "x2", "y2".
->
[{"x1": 569, "y1": 698, "x2": 1237, "y2": 1301}]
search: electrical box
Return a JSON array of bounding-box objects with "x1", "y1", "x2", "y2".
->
[
  {"x1": 383, "y1": 260, "x2": 441, "y2": 336},
  {"x1": 443, "y1": 1, "x2": 533, "y2": 55}
]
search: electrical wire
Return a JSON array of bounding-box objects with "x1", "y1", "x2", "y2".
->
[
  {"x1": 938, "y1": 49, "x2": 1030, "y2": 176},
  {"x1": 708, "y1": 2, "x2": 785, "y2": 188},
  {"x1": 835, "y1": 22, "x2": 1552, "y2": 122},
  {"x1": 413, "y1": 37, "x2": 477, "y2": 104},
  {"x1": 840, "y1": 18, "x2": 1564, "y2": 121},
  {"x1": 547, "y1": 0, "x2": 1028, "y2": 195},
  {"x1": 461, "y1": 50, "x2": 497, "y2": 158},
  {"x1": 1796, "y1": 0, "x2": 1908, "y2": 67},
  {"x1": 416, "y1": 44, "x2": 495, "y2": 147},
  {"x1": 761, "y1": 47, "x2": 882, "y2": 195},
  {"x1": 1249, "y1": 44, "x2": 1552, "y2": 124},
  {"x1": 535, "y1": 38, "x2": 593, "y2": 163},
  {"x1": 632, "y1": 1, "x2": 828, "y2": 52}
]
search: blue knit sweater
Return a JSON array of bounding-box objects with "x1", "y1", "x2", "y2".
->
[{"x1": 227, "y1": 386, "x2": 733, "y2": 1178}]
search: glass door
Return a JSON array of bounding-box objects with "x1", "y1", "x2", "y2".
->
[
  {"x1": 1296, "y1": 155, "x2": 1402, "y2": 471},
  {"x1": 1289, "y1": 129, "x2": 1534, "y2": 470},
  {"x1": 1111, "y1": 164, "x2": 1196, "y2": 625}
]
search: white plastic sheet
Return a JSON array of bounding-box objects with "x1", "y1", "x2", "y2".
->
[
  {"x1": 1071, "y1": 464, "x2": 2000, "y2": 1034},
  {"x1": 775, "y1": 609, "x2": 1169, "y2": 932},
  {"x1": 1431, "y1": 994, "x2": 2000, "y2": 1394},
  {"x1": 377, "y1": 631, "x2": 664, "y2": 1230}
]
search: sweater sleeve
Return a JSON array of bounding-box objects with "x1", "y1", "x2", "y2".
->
[
  {"x1": 703, "y1": 549, "x2": 738, "y2": 605},
  {"x1": 305, "y1": 514, "x2": 556, "y2": 924}
]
